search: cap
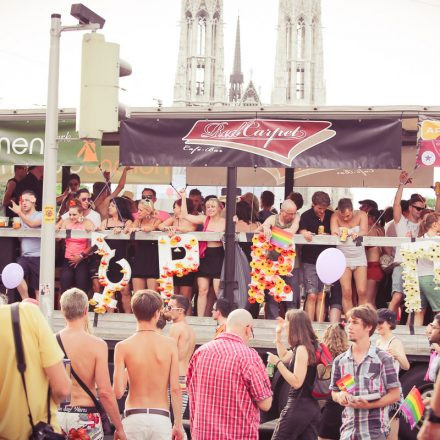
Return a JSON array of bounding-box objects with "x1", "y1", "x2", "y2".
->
[
  {"x1": 377, "y1": 308, "x2": 397, "y2": 326},
  {"x1": 121, "y1": 190, "x2": 134, "y2": 201},
  {"x1": 359, "y1": 199, "x2": 378, "y2": 210}
]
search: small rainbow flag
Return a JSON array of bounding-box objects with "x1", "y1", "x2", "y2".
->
[
  {"x1": 336, "y1": 373, "x2": 356, "y2": 393},
  {"x1": 270, "y1": 227, "x2": 293, "y2": 249},
  {"x1": 401, "y1": 387, "x2": 425, "y2": 430}
]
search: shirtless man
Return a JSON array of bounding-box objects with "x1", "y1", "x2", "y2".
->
[
  {"x1": 113, "y1": 290, "x2": 184, "y2": 440},
  {"x1": 57, "y1": 288, "x2": 126, "y2": 440},
  {"x1": 163, "y1": 295, "x2": 196, "y2": 419}
]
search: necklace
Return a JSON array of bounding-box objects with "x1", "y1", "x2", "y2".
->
[{"x1": 136, "y1": 329, "x2": 157, "y2": 333}]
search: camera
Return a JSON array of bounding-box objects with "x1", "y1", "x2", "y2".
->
[{"x1": 31, "y1": 422, "x2": 65, "y2": 440}]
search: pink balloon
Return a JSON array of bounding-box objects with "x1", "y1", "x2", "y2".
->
[
  {"x1": 1, "y1": 263, "x2": 24, "y2": 289},
  {"x1": 316, "y1": 248, "x2": 346, "y2": 284}
]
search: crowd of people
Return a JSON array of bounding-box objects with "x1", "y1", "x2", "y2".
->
[
  {"x1": 1, "y1": 289, "x2": 440, "y2": 439},
  {"x1": 3, "y1": 166, "x2": 440, "y2": 327}
]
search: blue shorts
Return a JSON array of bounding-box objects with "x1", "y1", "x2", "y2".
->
[{"x1": 391, "y1": 265, "x2": 404, "y2": 295}]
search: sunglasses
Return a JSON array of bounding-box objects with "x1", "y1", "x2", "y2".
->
[
  {"x1": 79, "y1": 197, "x2": 92, "y2": 202},
  {"x1": 165, "y1": 305, "x2": 183, "y2": 311},
  {"x1": 411, "y1": 205, "x2": 424, "y2": 212}
]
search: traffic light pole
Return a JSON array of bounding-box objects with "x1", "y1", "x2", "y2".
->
[
  {"x1": 40, "y1": 13, "x2": 100, "y2": 320},
  {"x1": 39, "y1": 14, "x2": 61, "y2": 319}
]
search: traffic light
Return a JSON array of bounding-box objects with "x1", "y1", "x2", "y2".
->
[{"x1": 77, "y1": 32, "x2": 131, "y2": 139}]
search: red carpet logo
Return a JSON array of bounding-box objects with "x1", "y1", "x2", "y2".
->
[{"x1": 183, "y1": 119, "x2": 336, "y2": 165}]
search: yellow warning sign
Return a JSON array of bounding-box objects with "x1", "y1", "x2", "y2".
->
[{"x1": 43, "y1": 205, "x2": 55, "y2": 224}]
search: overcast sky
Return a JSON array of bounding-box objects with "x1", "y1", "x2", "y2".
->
[
  {"x1": 1, "y1": 0, "x2": 440, "y2": 109},
  {"x1": 1, "y1": 0, "x2": 439, "y2": 205}
]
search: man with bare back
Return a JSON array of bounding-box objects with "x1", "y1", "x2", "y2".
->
[
  {"x1": 163, "y1": 295, "x2": 196, "y2": 419},
  {"x1": 113, "y1": 290, "x2": 184, "y2": 440},
  {"x1": 57, "y1": 288, "x2": 126, "y2": 440}
]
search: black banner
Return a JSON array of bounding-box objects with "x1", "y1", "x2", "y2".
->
[{"x1": 119, "y1": 117, "x2": 402, "y2": 169}]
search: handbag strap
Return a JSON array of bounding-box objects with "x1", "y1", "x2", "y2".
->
[
  {"x1": 55, "y1": 333, "x2": 103, "y2": 412},
  {"x1": 11, "y1": 303, "x2": 52, "y2": 429}
]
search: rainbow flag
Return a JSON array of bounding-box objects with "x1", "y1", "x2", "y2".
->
[
  {"x1": 270, "y1": 227, "x2": 293, "y2": 249},
  {"x1": 336, "y1": 373, "x2": 356, "y2": 393},
  {"x1": 401, "y1": 387, "x2": 425, "y2": 429}
]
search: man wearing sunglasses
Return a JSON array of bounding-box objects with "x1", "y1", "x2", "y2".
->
[
  {"x1": 388, "y1": 171, "x2": 427, "y2": 323},
  {"x1": 187, "y1": 309, "x2": 273, "y2": 440}
]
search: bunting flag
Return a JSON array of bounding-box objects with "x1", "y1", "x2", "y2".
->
[
  {"x1": 336, "y1": 373, "x2": 356, "y2": 393},
  {"x1": 270, "y1": 226, "x2": 293, "y2": 250},
  {"x1": 401, "y1": 387, "x2": 425, "y2": 430}
]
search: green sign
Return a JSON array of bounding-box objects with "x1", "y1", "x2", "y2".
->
[{"x1": 0, "y1": 120, "x2": 101, "y2": 165}]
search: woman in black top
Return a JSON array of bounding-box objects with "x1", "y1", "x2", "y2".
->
[
  {"x1": 99, "y1": 197, "x2": 133, "y2": 313},
  {"x1": 268, "y1": 310, "x2": 320, "y2": 440}
]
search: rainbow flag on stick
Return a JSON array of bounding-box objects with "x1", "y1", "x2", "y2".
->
[
  {"x1": 270, "y1": 227, "x2": 293, "y2": 249},
  {"x1": 336, "y1": 373, "x2": 356, "y2": 393},
  {"x1": 400, "y1": 386, "x2": 425, "y2": 430}
]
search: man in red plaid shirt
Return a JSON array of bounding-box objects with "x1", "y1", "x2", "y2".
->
[{"x1": 187, "y1": 309, "x2": 273, "y2": 440}]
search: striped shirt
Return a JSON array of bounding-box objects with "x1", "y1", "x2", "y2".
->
[
  {"x1": 330, "y1": 345, "x2": 400, "y2": 440},
  {"x1": 187, "y1": 332, "x2": 273, "y2": 440}
]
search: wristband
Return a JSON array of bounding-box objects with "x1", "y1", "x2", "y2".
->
[
  {"x1": 428, "y1": 408, "x2": 440, "y2": 423},
  {"x1": 275, "y1": 360, "x2": 282, "y2": 368}
]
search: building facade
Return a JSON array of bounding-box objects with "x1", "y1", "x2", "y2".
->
[
  {"x1": 272, "y1": 0, "x2": 325, "y2": 105},
  {"x1": 173, "y1": 0, "x2": 226, "y2": 106}
]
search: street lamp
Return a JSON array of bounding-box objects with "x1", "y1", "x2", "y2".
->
[{"x1": 39, "y1": 5, "x2": 104, "y2": 319}]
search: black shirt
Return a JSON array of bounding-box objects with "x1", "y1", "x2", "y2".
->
[
  {"x1": 299, "y1": 208, "x2": 334, "y2": 264},
  {"x1": 14, "y1": 173, "x2": 43, "y2": 211}
]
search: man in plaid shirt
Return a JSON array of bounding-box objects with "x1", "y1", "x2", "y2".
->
[
  {"x1": 187, "y1": 309, "x2": 273, "y2": 440},
  {"x1": 330, "y1": 305, "x2": 401, "y2": 440}
]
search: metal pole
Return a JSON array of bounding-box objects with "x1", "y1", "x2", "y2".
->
[
  {"x1": 39, "y1": 14, "x2": 61, "y2": 319},
  {"x1": 284, "y1": 168, "x2": 295, "y2": 199},
  {"x1": 223, "y1": 167, "x2": 238, "y2": 305}
]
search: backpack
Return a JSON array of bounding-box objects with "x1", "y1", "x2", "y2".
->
[{"x1": 311, "y1": 342, "x2": 333, "y2": 400}]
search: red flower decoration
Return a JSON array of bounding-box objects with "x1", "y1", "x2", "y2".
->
[{"x1": 248, "y1": 297, "x2": 257, "y2": 304}]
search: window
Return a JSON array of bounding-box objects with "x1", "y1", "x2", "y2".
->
[
  {"x1": 296, "y1": 17, "x2": 305, "y2": 60},
  {"x1": 296, "y1": 65, "x2": 304, "y2": 100},
  {"x1": 197, "y1": 15, "x2": 206, "y2": 56}
]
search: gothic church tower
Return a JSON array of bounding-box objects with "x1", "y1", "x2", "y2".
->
[
  {"x1": 272, "y1": 0, "x2": 325, "y2": 105},
  {"x1": 173, "y1": 0, "x2": 226, "y2": 106}
]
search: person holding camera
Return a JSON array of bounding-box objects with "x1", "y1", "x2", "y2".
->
[{"x1": 0, "y1": 301, "x2": 71, "y2": 439}]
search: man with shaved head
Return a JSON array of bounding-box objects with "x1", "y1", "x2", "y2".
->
[
  {"x1": 256, "y1": 199, "x2": 300, "y2": 318},
  {"x1": 187, "y1": 309, "x2": 273, "y2": 440}
]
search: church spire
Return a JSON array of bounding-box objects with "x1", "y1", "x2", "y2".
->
[{"x1": 229, "y1": 16, "x2": 243, "y2": 103}]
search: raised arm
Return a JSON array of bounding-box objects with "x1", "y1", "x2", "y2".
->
[
  {"x1": 178, "y1": 189, "x2": 206, "y2": 225},
  {"x1": 113, "y1": 342, "x2": 128, "y2": 400},
  {"x1": 94, "y1": 340, "x2": 126, "y2": 439},
  {"x1": 10, "y1": 202, "x2": 42, "y2": 228},
  {"x1": 394, "y1": 171, "x2": 410, "y2": 224}
]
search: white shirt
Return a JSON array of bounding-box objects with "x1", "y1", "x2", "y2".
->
[
  {"x1": 62, "y1": 209, "x2": 101, "y2": 228},
  {"x1": 394, "y1": 216, "x2": 420, "y2": 263}
]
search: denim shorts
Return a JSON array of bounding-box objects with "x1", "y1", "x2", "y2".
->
[
  {"x1": 302, "y1": 263, "x2": 324, "y2": 294},
  {"x1": 391, "y1": 264, "x2": 404, "y2": 295}
]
